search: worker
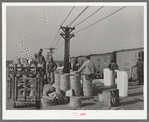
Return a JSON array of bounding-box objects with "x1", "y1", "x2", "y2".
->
[
  {"x1": 108, "y1": 60, "x2": 119, "y2": 71},
  {"x1": 108, "y1": 60, "x2": 119, "y2": 84},
  {"x1": 35, "y1": 49, "x2": 46, "y2": 64},
  {"x1": 134, "y1": 58, "x2": 144, "y2": 85},
  {"x1": 77, "y1": 56, "x2": 96, "y2": 80},
  {"x1": 34, "y1": 48, "x2": 46, "y2": 75},
  {"x1": 46, "y1": 57, "x2": 58, "y2": 84},
  {"x1": 72, "y1": 58, "x2": 80, "y2": 71}
]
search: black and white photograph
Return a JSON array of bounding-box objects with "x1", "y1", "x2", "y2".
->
[{"x1": 2, "y1": 2, "x2": 147, "y2": 119}]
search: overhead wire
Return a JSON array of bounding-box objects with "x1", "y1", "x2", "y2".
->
[
  {"x1": 67, "y1": 6, "x2": 89, "y2": 26},
  {"x1": 54, "y1": 40, "x2": 64, "y2": 53},
  {"x1": 74, "y1": 6, "x2": 104, "y2": 27},
  {"x1": 75, "y1": 6, "x2": 126, "y2": 34},
  {"x1": 53, "y1": 35, "x2": 62, "y2": 48},
  {"x1": 61, "y1": 6, "x2": 75, "y2": 26},
  {"x1": 57, "y1": 41, "x2": 64, "y2": 49},
  {"x1": 46, "y1": 6, "x2": 50, "y2": 45},
  {"x1": 51, "y1": 7, "x2": 62, "y2": 47},
  {"x1": 53, "y1": 7, "x2": 76, "y2": 48},
  {"x1": 43, "y1": 6, "x2": 46, "y2": 47},
  {"x1": 56, "y1": 42, "x2": 65, "y2": 51},
  {"x1": 52, "y1": 7, "x2": 70, "y2": 48},
  {"x1": 49, "y1": 7, "x2": 56, "y2": 47},
  {"x1": 65, "y1": 7, "x2": 77, "y2": 26},
  {"x1": 73, "y1": 6, "x2": 92, "y2": 26}
]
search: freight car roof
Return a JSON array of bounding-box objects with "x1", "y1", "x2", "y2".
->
[
  {"x1": 115, "y1": 47, "x2": 144, "y2": 53},
  {"x1": 70, "y1": 47, "x2": 144, "y2": 59}
]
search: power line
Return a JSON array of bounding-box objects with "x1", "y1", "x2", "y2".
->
[
  {"x1": 74, "y1": 6, "x2": 104, "y2": 27},
  {"x1": 55, "y1": 38, "x2": 63, "y2": 49},
  {"x1": 75, "y1": 6, "x2": 126, "y2": 34},
  {"x1": 67, "y1": 6, "x2": 89, "y2": 26},
  {"x1": 52, "y1": 7, "x2": 72, "y2": 48},
  {"x1": 55, "y1": 41, "x2": 64, "y2": 53},
  {"x1": 50, "y1": 7, "x2": 62, "y2": 47},
  {"x1": 61, "y1": 6, "x2": 75, "y2": 26},
  {"x1": 66, "y1": 7, "x2": 79, "y2": 26},
  {"x1": 51, "y1": 29, "x2": 60, "y2": 47},
  {"x1": 73, "y1": 6, "x2": 92, "y2": 26},
  {"x1": 56, "y1": 42, "x2": 64, "y2": 52},
  {"x1": 52, "y1": 7, "x2": 75, "y2": 48},
  {"x1": 51, "y1": 7, "x2": 62, "y2": 47},
  {"x1": 49, "y1": 7, "x2": 56, "y2": 47},
  {"x1": 46, "y1": 6, "x2": 50, "y2": 45},
  {"x1": 53, "y1": 35, "x2": 62, "y2": 48}
]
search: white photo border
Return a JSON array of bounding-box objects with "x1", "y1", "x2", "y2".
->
[{"x1": 2, "y1": 2, "x2": 147, "y2": 120}]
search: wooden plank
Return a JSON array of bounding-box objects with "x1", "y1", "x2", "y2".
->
[
  {"x1": 24, "y1": 79, "x2": 26, "y2": 100},
  {"x1": 19, "y1": 78, "x2": 36, "y2": 80},
  {"x1": 14, "y1": 77, "x2": 18, "y2": 101}
]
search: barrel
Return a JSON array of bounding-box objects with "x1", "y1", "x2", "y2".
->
[
  {"x1": 70, "y1": 74, "x2": 81, "y2": 96},
  {"x1": 82, "y1": 75, "x2": 93, "y2": 96},
  {"x1": 54, "y1": 73, "x2": 60, "y2": 93},
  {"x1": 69, "y1": 97, "x2": 82, "y2": 108},
  {"x1": 60, "y1": 73, "x2": 70, "y2": 95}
]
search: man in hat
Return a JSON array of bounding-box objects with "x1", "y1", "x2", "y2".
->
[
  {"x1": 134, "y1": 57, "x2": 144, "y2": 85},
  {"x1": 72, "y1": 58, "x2": 80, "y2": 71}
]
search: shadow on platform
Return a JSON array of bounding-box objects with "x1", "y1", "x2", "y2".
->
[
  {"x1": 128, "y1": 92, "x2": 143, "y2": 97},
  {"x1": 120, "y1": 98, "x2": 143, "y2": 106},
  {"x1": 82, "y1": 102, "x2": 95, "y2": 107}
]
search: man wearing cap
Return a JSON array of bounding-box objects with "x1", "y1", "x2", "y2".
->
[{"x1": 134, "y1": 58, "x2": 144, "y2": 85}]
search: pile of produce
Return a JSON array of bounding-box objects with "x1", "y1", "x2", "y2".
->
[
  {"x1": 41, "y1": 92, "x2": 68, "y2": 106},
  {"x1": 41, "y1": 95, "x2": 56, "y2": 106}
]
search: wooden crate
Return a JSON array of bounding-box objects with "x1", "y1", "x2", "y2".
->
[
  {"x1": 102, "y1": 89, "x2": 120, "y2": 109},
  {"x1": 13, "y1": 76, "x2": 42, "y2": 108}
]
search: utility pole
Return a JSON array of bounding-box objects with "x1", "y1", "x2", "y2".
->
[
  {"x1": 45, "y1": 47, "x2": 57, "y2": 60},
  {"x1": 60, "y1": 26, "x2": 75, "y2": 73},
  {"x1": 46, "y1": 52, "x2": 51, "y2": 62}
]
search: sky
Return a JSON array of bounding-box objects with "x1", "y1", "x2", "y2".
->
[{"x1": 6, "y1": 5, "x2": 144, "y2": 61}]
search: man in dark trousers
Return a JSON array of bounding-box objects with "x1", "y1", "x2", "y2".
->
[
  {"x1": 135, "y1": 58, "x2": 144, "y2": 85},
  {"x1": 46, "y1": 57, "x2": 58, "y2": 84}
]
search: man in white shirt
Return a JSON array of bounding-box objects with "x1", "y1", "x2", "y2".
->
[{"x1": 78, "y1": 56, "x2": 96, "y2": 80}]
